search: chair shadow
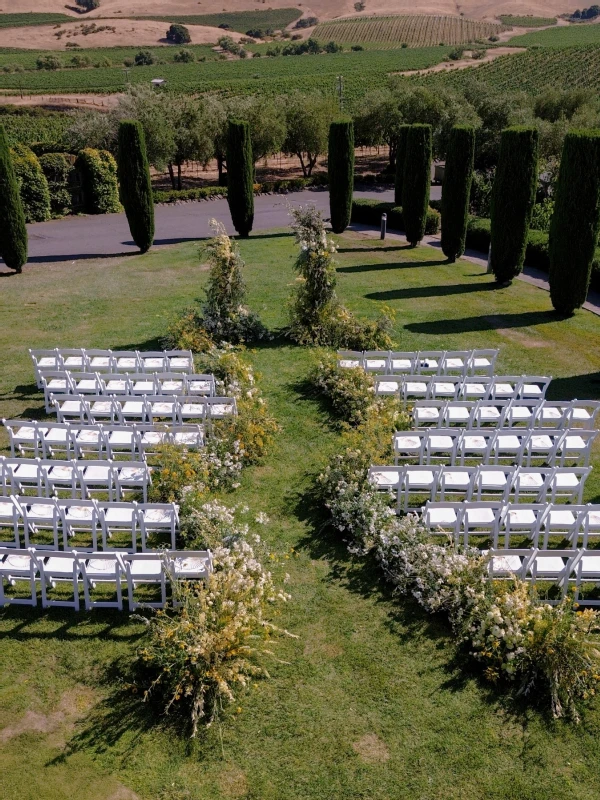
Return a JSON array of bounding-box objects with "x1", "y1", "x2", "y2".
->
[
  {"x1": 405, "y1": 310, "x2": 558, "y2": 335},
  {"x1": 338, "y1": 258, "x2": 449, "y2": 275},
  {"x1": 0, "y1": 605, "x2": 145, "y2": 642},
  {"x1": 366, "y1": 282, "x2": 497, "y2": 301}
]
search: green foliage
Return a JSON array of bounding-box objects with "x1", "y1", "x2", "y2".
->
[
  {"x1": 441, "y1": 125, "x2": 475, "y2": 261},
  {"x1": 226, "y1": 119, "x2": 254, "y2": 237},
  {"x1": 173, "y1": 49, "x2": 194, "y2": 63},
  {"x1": 166, "y1": 24, "x2": 191, "y2": 45},
  {"x1": 283, "y1": 93, "x2": 337, "y2": 177},
  {"x1": 394, "y1": 123, "x2": 410, "y2": 206},
  {"x1": 328, "y1": 119, "x2": 355, "y2": 234},
  {"x1": 10, "y1": 143, "x2": 50, "y2": 223},
  {"x1": 39, "y1": 152, "x2": 74, "y2": 216},
  {"x1": 310, "y1": 352, "x2": 376, "y2": 427},
  {"x1": 508, "y1": 24, "x2": 600, "y2": 47},
  {"x1": 36, "y1": 54, "x2": 61, "y2": 71},
  {"x1": 490, "y1": 126, "x2": 538, "y2": 284},
  {"x1": 117, "y1": 121, "x2": 155, "y2": 253},
  {"x1": 0, "y1": 13, "x2": 72, "y2": 27},
  {"x1": 402, "y1": 123, "x2": 432, "y2": 246},
  {"x1": 136, "y1": 9, "x2": 302, "y2": 34},
  {"x1": 134, "y1": 50, "x2": 154, "y2": 66},
  {"x1": 75, "y1": 148, "x2": 121, "y2": 215},
  {"x1": 0, "y1": 125, "x2": 27, "y2": 272},
  {"x1": 76, "y1": 0, "x2": 100, "y2": 10},
  {"x1": 499, "y1": 14, "x2": 557, "y2": 26},
  {"x1": 549, "y1": 130, "x2": 600, "y2": 315},
  {"x1": 351, "y1": 198, "x2": 440, "y2": 234}
]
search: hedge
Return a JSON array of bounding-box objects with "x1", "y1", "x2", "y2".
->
[
  {"x1": 117, "y1": 120, "x2": 155, "y2": 254},
  {"x1": 10, "y1": 143, "x2": 51, "y2": 223},
  {"x1": 328, "y1": 118, "x2": 355, "y2": 234},
  {"x1": 39, "y1": 152, "x2": 74, "y2": 217},
  {"x1": 351, "y1": 198, "x2": 440, "y2": 236},
  {"x1": 465, "y1": 217, "x2": 600, "y2": 292},
  {"x1": 152, "y1": 174, "x2": 329, "y2": 204},
  {"x1": 0, "y1": 125, "x2": 27, "y2": 272},
  {"x1": 394, "y1": 124, "x2": 410, "y2": 206},
  {"x1": 441, "y1": 125, "x2": 475, "y2": 262},
  {"x1": 227, "y1": 119, "x2": 254, "y2": 237},
  {"x1": 75, "y1": 148, "x2": 121, "y2": 215},
  {"x1": 402, "y1": 124, "x2": 432, "y2": 246}
]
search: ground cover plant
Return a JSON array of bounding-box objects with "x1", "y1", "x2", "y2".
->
[
  {"x1": 1, "y1": 229, "x2": 600, "y2": 798},
  {"x1": 507, "y1": 24, "x2": 600, "y2": 47},
  {"x1": 135, "y1": 9, "x2": 302, "y2": 34},
  {"x1": 0, "y1": 13, "x2": 72, "y2": 28},
  {"x1": 313, "y1": 15, "x2": 507, "y2": 48},
  {"x1": 499, "y1": 15, "x2": 558, "y2": 27}
]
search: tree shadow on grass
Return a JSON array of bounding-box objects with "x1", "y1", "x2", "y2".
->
[
  {"x1": 336, "y1": 245, "x2": 412, "y2": 255},
  {"x1": 27, "y1": 252, "x2": 137, "y2": 264},
  {"x1": 405, "y1": 310, "x2": 558, "y2": 335},
  {"x1": 366, "y1": 282, "x2": 497, "y2": 301},
  {"x1": 546, "y1": 372, "x2": 600, "y2": 401},
  {"x1": 338, "y1": 259, "x2": 448, "y2": 274}
]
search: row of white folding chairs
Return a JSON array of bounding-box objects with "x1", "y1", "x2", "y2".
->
[
  {"x1": 0, "y1": 496, "x2": 178, "y2": 553},
  {"x1": 369, "y1": 465, "x2": 590, "y2": 511},
  {"x1": 394, "y1": 427, "x2": 596, "y2": 467},
  {"x1": 421, "y1": 501, "x2": 599, "y2": 547},
  {"x1": 412, "y1": 399, "x2": 600, "y2": 430},
  {"x1": 376, "y1": 374, "x2": 550, "y2": 402},
  {"x1": 0, "y1": 547, "x2": 212, "y2": 611},
  {"x1": 41, "y1": 372, "x2": 215, "y2": 411},
  {"x1": 0, "y1": 457, "x2": 151, "y2": 502},
  {"x1": 50, "y1": 393, "x2": 236, "y2": 426},
  {"x1": 3, "y1": 420, "x2": 204, "y2": 460},
  {"x1": 337, "y1": 348, "x2": 498, "y2": 376},
  {"x1": 31, "y1": 349, "x2": 194, "y2": 386}
]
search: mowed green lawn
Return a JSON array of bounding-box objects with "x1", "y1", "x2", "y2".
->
[{"x1": 1, "y1": 229, "x2": 600, "y2": 800}]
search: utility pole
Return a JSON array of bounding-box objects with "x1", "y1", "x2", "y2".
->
[{"x1": 337, "y1": 75, "x2": 344, "y2": 113}]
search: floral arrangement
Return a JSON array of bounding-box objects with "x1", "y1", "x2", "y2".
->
[
  {"x1": 136, "y1": 534, "x2": 293, "y2": 736},
  {"x1": 287, "y1": 205, "x2": 394, "y2": 349}
]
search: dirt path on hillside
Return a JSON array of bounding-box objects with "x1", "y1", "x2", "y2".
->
[
  {"x1": 395, "y1": 46, "x2": 526, "y2": 76},
  {"x1": 0, "y1": 92, "x2": 121, "y2": 108}
]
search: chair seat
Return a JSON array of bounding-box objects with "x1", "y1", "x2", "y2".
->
[
  {"x1": 169, "y1": 358, "x2": 191, "y2": 369},
  {"x1": 134, "y1": 381, "x2": 154, "y2": 393},
  {"x1": 26, "y1": 503, "x2": 56, "y2": 518},
  {"x1": 554, "y1": 473, "x2": 579, "y2": 488},
  {"x1": 509, "y1": 408, "x2": 532, "y2": 421},
  {"x1": 371, "y1": 470, "x2": 400, "y2": 487},
  {"x1": 533, "y1": 556, "x2": 566, "y2": 575},
  {"x1": 143, "y1": 509, "x2": 172, "y2": 523},
  {"x1": 13, "y1": 464, "x2": 40, "y2": 478},
  {"x1": 338, "y1": 359, "x2": 359, "y2": 368},
  {"x1": 433, "y1": 383, "x2": 456, "y2": 396},
  {"x1": 442, "y1": 472, "x2": 470, "y2": 487},
  {"x1": 106, "y1": 380, "x2": 127, "y2": 392},
  {"x1": 64, "y1": 357, "x2": 84, "y2": 367},
  {"x1": 76, "y1": 380, "x2": 97, "y2": 391},
  {"x1": 210, "y1": 404, "x2": 233, "y2": 417},
  {"x1": 463, "y1": 436, "x2": 487, "y2": 450},
  {"x1": 85, "y1": 558, "x2": 120, "y2": 577},
  {"x1": 391, "y1": 359, "x2": 412, "y2": 370},
  {"x1": 162, "y1": 381, "x2": 184, "y2": 392},
  {"x1": 43, "y1": 557, "x2": 77, "y2": 575},
  {"x1": 117, "y1": 358, "x2": 137, "y2": 369},
  {"x1": 48, "y1": 379, "x2": 68, "y2": 390},
  {"x1": 151, "y1": 402, "x2": 175, "y2": 414},
  {"x1": 465, "y1": 508, "x2": 495, "y2": 525},
  {"x1": 515, "y1": 473, "x2": 544, "y2": 488},
  {"x1": 141, "y1": 432, "x2": 166, "y2": 444},
  {"x1": 91, "y1": 402, "x2": 113, "y2": 414},
  {"x1": 61, "y1": 401, "x2": 83, "y2": 413},
  {"x1": 378, "y1": 381, "x2": 399, "y2": 394},
  {"x1": 415, "y1": 408, "x2": 440, "y2": 421},
  {"x1": 419, "y1": 359, "x2": 438, "y2": 369},
  {"x1": 578, "y1": 556, "x2": 600, "y2": 577},
  {"x1": 447, "y1": 408, "x2": 470, "y2": 421},
  {"x1": 45, "y1": 429, "x2": 68, "y2": 443},
  {"x1": 541, "y1": 408, "x2": 562, "y2": 420},
  {"x1": 38, "y1": 357, "x2": 57, "y2": 367},
  {"x1": 66, "y1": 506, "x2": 94, "y2": 520},
  {"x1": 143, "y1": 358, "x2": 164, "y2": 369},
  {"x1": 587, "y1": 511, "x2": 600, "y2": 528},
  {"x1": 444, "y1": 358, "x2": 464, "y2": 368},
  {"x1": 174, "y1": 432, "x2": 201, "y2": 446},
  {"x1": 108, "y1": 431, "x2": 134, "y2": 445},
  {"x1": 15, "y1": 426, "x2": 37, "y2": 440},
  {"x1": 465, "y1": 383, "x2": 485, "y2": 395},
  {"x1": 478, "y1": 407, "x2": 500, "y2": 420},
  {"x1": 548, "y1": 509, "x2": 577, "y2": 527},
  {"x1": 77, "y1": 430, "x2": 101, "y2": 443},
  {"x1": 495, "y1": 383, "x2": 514, "y2": 396},
  {"x1": 395, "y1": 436, "x2": 422, "y2": 451},
  {"x1": 405, "y1": 382, "x2": 427, "y2": 394},
  {"x1": 118, "y1": 468, "x2": 146, "y2": 481},
  {"x1": 188, "y1": 381, "x2": 211, "y2": 393},
  {"x1": 473, "y1": 358, "x2": 491, "y2": 367},
  {"x1": 406, "y1": 470, "x2": 435, "y2": 487},
  {"x1": 508, "y1": 509, "x2": 536, "y2": 525},
  {"x1": 0, "y1": 501, "x2": 16, "y2": 517},
  {"x1": 530, "y1": 436, "x2": 553, "y2": 450},
  {"x1": 490, "y1": 555, "x2": 523, "y2": 574},
  {"x1": 172, "y1": 557, "x2": 209, "y2": 577},
  {"x1": 571, "y1": 409, "x2": 591, "y2": 421},
  {"x1": 523, "y1": 385, "x2": 542, "y2": 396},
  {"x1": 365, "y1": 359, "x2": 387, "y2": 370},
  {"x1": 2, "y1": 554, "x2": 34, "y2": 572},
  {"x1": 495, "y1": 435, "x2": 521, "y2": 451},
  {"x1": 82, "y1": 466, "x2": 110, "y2": 481},
  {"x1": 90, "y1": 357, "x2": 111, "y2": 368},
  {"x1": 429, "y1": 436, "x2": 454, "y2": 449},
  {"x1": 427, "y1": 508, "x2": 457, "y2": 525},
  {"x1": 480, "y1": 471, "x2": 508, "y2": 488},
  {"x1": 122, "y1": 402, "x2": 144, "y2": 414},
  {"x1": 563, "y1": 436, "x2": 585, "y2": 450},
  {"x1": 104, "y1": 508, "x2": 134, "y2": 523},
  {"x1": 129, "y1": 559, "x2": 162, "y2": 577}
]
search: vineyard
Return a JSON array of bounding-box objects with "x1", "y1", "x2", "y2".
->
[
  {"x1": 0, "y1": 46, "x2": 454, "y2": 103},
  {"x1": 312, "y1": 15, "x2": 507, "y2": 48},
  {"x1": 505, "y1": 23, "x2": 600, "y2": 47},
  {"x1": 0, "y1": 13, "x2": 72, "y2": 28},
  {"x1": 0, "y1": 108, "x2": 71, "y2": 146},
  {"x1": 498, "y1": 15, "x2": 557, "y2": 27},
  {"x1": 135, "y1": 9, "x2": 302, "y2": 33},
  {"x1": 421, "y1": 45, "x2": 600, "y2": 94}
]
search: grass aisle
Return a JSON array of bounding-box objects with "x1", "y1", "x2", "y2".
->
[{"x1": 1, "y1": 230, "x2": 600, "y2": 799}]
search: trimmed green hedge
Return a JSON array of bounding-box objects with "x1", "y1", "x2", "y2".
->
[
  {"x1": 227, "y1": 119, "x2": 254, "y2": 238},
  {"x1": 0, "y1": 125, "x2": 27, "y2": 272},
  {"x1": 75, "y1": 148, "x2": 121, "y2": 215},
  {"x1": 152, "y1": 174, "x2": 329, "y2": 204},
  {"x1": 329, "y1": 118, "x2": 355, "y2": 234},
  {"x1": 39, "y1": 152, "x2": 74, "y2": 217},
  {"x1": 465, "y1": 217, "x2": 600, "y2": 292},
  {"x1": 10, "y1": 144, "x2": 50, "y2": 223},
  {"x1": 351, "y1": 198, "x2": 440, "y2": 235}
]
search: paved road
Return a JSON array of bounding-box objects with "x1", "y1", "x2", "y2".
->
[{"x1": 18, "y1": 185, "x2": 441, "y2": 264}]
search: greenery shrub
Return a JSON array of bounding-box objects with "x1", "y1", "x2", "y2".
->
[
  {"x1": 173, "y1": 49, "x2": 194, "y2": 63},
  {"x1": 310, "y1": 352, "x2": 376, "y2": 427},
  {"x1": 166, "y1": 23, "x2": 191, "y2": 44},
  {"x1": 39, "y1": 152, "x2": 74, "y2": 216},
  {"x1": 328, "y1": 119, "x2": 355, "y2": 234},
  {"x1": 10, "y1": 144, "x2": 51, "y2": 223},
  {"x1": 549, "y1": 130, "x2": 600, "y2": 315},
  {"x1": 117, "y1": 120, "x2": 155, "y2": 253},
  {"x1": 402, "y1": 124, "x2": 432, "y2": 246},
  {"x1": 134, "y1": 50, "x2": 154, "y2": 66},
  {"x1": 226, "y1": 120, "x2": 254, "y2": 237},
  {"x1": 441, "y1": 125, "x2": 475, "y2": 262},
  {"x1": 36, "y1": 55, "x2": 61, "y2": 71},
  {"x1": 490, "y1": 126, "x2": 539, "y2": 284},
  {"x1": 75, "y1": 148, "x2": 121, "y2": 215},
  {"x1": 76, "y1": 0, "x2": 100, "y2": 10},
  {"x1": 0, "y1": 125, "x2": 27, "y2": 272},
  {"x1": 394, "y1": 124, "x2": 410, "y2": 206},
  {"x1": 351, "y1": 199, "x2": 440, "y2": 235}
]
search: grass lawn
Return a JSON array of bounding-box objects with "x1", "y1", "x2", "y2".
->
[{"x1": 1, "y1": 228, "x2": 600, "y2": 799}]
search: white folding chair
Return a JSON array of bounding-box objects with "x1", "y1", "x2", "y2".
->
[
  {"x1": 436, "y1": 466, "x2": 474, "y2": 501},
  {"x1": 458, "y1": 430, "x2": 494, "y2": 465},
  {"x1": 486, "y1": 548, "x2": 533, "y2": 580},
  {"x1": 6, "y1": 457, "x2": 46, "y2": 496},
  {"x1": 389, "y1": 351, "x2": 418, "y2": 374},
  {"x1": 80, "y1": 552, "x2": 124, "y2": 611},
  {"x1": 439, "y1": 351, "x2": 471, "y2": 376},
  {"x1": 115, "y1": 462, "x2": 151, "y2": 502},
  {"x1": 511, "y1": 467, "x2": 553, "y2": 503},
  {"x1": 557, "y1": 429, "x2": 597, "y2": 467},
  {"x1": 462, "y1": 501, "x2": 503, "y2": 545},
  {"x1": 0, "y1": 497, "x2": 22, "y2": 547},
  {"x1": 0, "y1": 548, "x2": 40, "y2": 606},
  {"x1": 504, "y1": 399, "x2": 542, "y2": 429},
  {"x1": 412, "y1": 401, "x2": 446, "y2": 428},
  {"x1": 528, "y1": 548, "x2": 582, "y2": 600},
  {"x1": 519, "y1": 375, "x2": 551, "y2": 400},
  {"x1": 424, "y1": 429, "x2": 461, "y2": 465},
  {"x1": 496, "y1": 503, "x2": 550, "y2": 549},
  {"x1": 122, "y1": 552, "x2": 167, "y2": 610},
  {"x1": 3, "y1": 419, "x2": 46, "y2": 458},
  {"x1": 337, "y1": 350, "x2": 362, "y2": 369},
  {"x1": 472, "y1": 399, "x2": 510, "y2": 428},
  {"x1": 39, "y1": 550, "x2": 81, "y2": 610},
  {"x1": 430, "y1": 376, "x2": 462, "y2": 401},
  {"x1": 422, "y1": 502, "x2": 464, "y2": 540},
  {"x1": 43, "y1": 459, "x2": 82, "y2": 498},
  {"x1": 471, "y1": 465, "x2": 515, "y2": 502},
  {"x1": 468, "y1": 349, "x2": 498, "y2": 376},
  {"x1": 137, "y1": 503, "x2": 178, "y2": 551},
  {"x1": 575, "y1": 550, "x2": 600, "y2": 605},
  {"x1": 394, "y1": 431, "x2": 426, "y2": 464},
  {"x1": 99, "y1": 501, "x2": 137, "y2": 551},
  {"x1": 401, "y1": 465, "x2": 441, "y2": 511},
  {"x1": 525, "y1": 430, "x2": 565, "y2": 466},
  {"x1": 549, "y1": 466, "x2": 591, "y2": 504},
  {"x1": 567, "y1": 400, "x2": 600, "y2": 429},
  {"x1": 21, "y1": 497, "x2": 62, "y2": 550},
  {"x1": 41, "y1": 422, "x2": 73, "y2": 458}
]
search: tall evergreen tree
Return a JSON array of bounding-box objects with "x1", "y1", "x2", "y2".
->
[
  {"x1": 0, "y1": 125, "x2": 27, "y2": 272},
  {"x1": 226, "y1": 120, "x2": 254, "y2": 237},
  {"x1": 328, "y1": 119, "x2": 355, "y2": 234},
  {"x1": 394, "y1": 124, "x2": 411, "y2": 207},
  {"x1": 402, "y1": 123, "x2": 432, "y2": 247},
  {"x1": 441, "y1": 125, "x2": 475, "y2": 262},
  {"x1": 490, "y1": 126, "x2": 538, "y2": 284},
  {"x1": 117, "y1": 120, "x2": 154, "y2": 253},
  {"x1": 549, "y1": 129, "x2": 600, "y2": 315}
]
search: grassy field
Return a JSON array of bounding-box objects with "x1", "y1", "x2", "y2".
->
[
  {"x1": 0, "y1": 46, "x2": 454, "y2": 101},
  {"x1": 0, "y1": 226, "x2": 600, "y2": 799},
  {"x1": 499, "y1": 15, "x2": 557, "y2": 27},
  {"x1": 421, "y1": 44, "x2": 600, "y2": 93},
  {"x1": 506, "y1": 23, "x2": 600, "y2": 47},
  {"x1": 313, "y1": 14, "x2": 506, "y2": 48},
  {"x1": 135, "y1": 8, "x2": 302, "y2": 33},
  {"x1": 0, "y1": 13, "x2": 72, "y2": 28}
]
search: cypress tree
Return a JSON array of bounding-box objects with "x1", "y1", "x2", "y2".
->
[
  {"x1": 117, "y1": 120, "x2": 154, "y2": 254},
  {"x1": 328, "y1": 118, "x2": 355, "y2": 234},
  {"x1": 394, "y1": 124, "x2": 411, "y2": 207},
  {"x1": 490, "y1": 126, "x2": 538, "y2": 285},
  {"x1": 402, "y1": 123, "x2": 432, "y2": 247},
  {"x1": 226, "y1": 120, "x2": 254, "y2": 237},
  {"x1": 0, "y1": 125, "x2": 27, "y2": 273},
  {"x1": 549, "y1": 129, "x2": 600, "y2": 315},
  {"x1": 441, "y1": 125, "x2": 475, "y2": 262}
]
